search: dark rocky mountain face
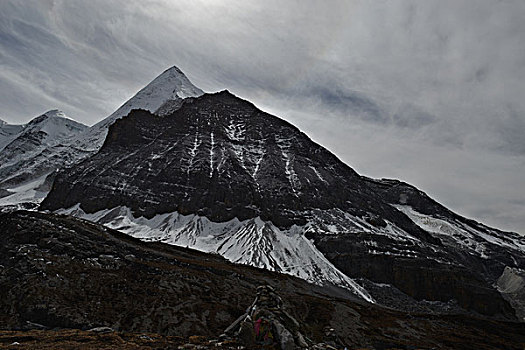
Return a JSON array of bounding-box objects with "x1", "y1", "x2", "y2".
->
[
  {"x1": 40, "y1": 90, "x2": 525, "y2": 320},
  {"x1": 2, "y1": 210, "x2": 525, "y2": 349},
  {"x1": 42, "y1": 91, "x2": 426, "y2": 235}
]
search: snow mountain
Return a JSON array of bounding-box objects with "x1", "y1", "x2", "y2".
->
[
  {"x1": 40, "y1": 87, "x2": 525, "y2": 320},
  {"x1": 0, "y1": 110, "x2": 87, "y2": 205},
  {"x1": 72, "y1": 66, "x2": 204, "y2": 153},
  {"x1": 0, "y1": 66, "x2": 203, "y2": 207}
]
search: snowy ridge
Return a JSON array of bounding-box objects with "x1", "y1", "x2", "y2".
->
[
  {"x1": 395, "y1": 205, "x2": 525, "y2": 258},
  {"x1": 24, "y1": 110, "x2": 86, "y2": 148},
  {"x1": 58, "y1": 204, "x2": 375, "y2": 302},
  {"x1": 0, "y1": 110, "x2": 87, "y2": 188},
  {"x1": 0, "y1": 173, "x2": 50, "y2": 207},
  {"x1": 0, "y1": 110, "x2": 85, "y2": 155}
]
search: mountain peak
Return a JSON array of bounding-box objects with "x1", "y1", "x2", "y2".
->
[
  {"x1": 22, "y1": 110, "x2": 87, "y2": 140},
  {"x1": 42, "y1": 109, "x2": 67, "y2": 119},
  {"x1": 162, "y1": 65, "x2": 184, "y2": 75},
  {"x1": 92, "y1": 65, "x2": 204, "y2": 129},
  {"x1": 28, "y1": 110, "x2": 68, "y2": 126},
  {"x1": 144, "y1": 65, "x2": 204, "y2": 100},
  {"x1": 77, "y1": 65, "x2": 204, "y2": 152},
  {"x1": 27, "y1": 110, "x2": 85, "y2": 128}
]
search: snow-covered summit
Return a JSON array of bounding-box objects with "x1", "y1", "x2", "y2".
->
[
  {"x1": 40, "y1": 109, "x2": 67, "y2": 118},
  {"x1": 100, "y1": 65, "x2": 203, "y2": 126},
  {"x1": 24, "y1": 110, "x2": 87, "y2": 141},
  {"x1": 74, "y1": 65, "x2": 204, "y2": 152},
  {"x1": 0, "y1": 110, "x2": 87, "y2": 192}
]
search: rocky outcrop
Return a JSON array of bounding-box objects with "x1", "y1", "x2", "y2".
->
[{"x1": 309, "y1": 231, "x2": 517, "y2": 319}]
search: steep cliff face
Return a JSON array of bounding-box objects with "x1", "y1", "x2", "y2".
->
[
  {"x1": 42, "y1": 91, "x2": 424, "y2": 235},
  {"x1": 40, "y1": 89, "x2": 525, "y2": 319}
]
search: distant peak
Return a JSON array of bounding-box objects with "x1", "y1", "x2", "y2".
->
[
  {"x1": 26, "y1": 110, "x2": 86, "y2": 130},
  {"x1": 163, "y1": 65, "x2": 184, "y2": 75},
  {"x1": 28, "y1": 110, "x2": 66, "y2": 125},
  {"x1": 88, "y1": 64, "x2": 204, "y2": 138},
  {"x1": 130, "y1": 65, "x2": 204, "y2": 103}
]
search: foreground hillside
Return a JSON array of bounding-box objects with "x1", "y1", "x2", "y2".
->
[
  {"x1": 0, "y1": 329, "x2": 240, "y2": 349},
  {"x1": 1, "y1": 210, "x2": 524, "y2": 349}
]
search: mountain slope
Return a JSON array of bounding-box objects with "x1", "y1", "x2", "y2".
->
[
  {"x1": 0, "y1": 110, "x2": 87, "y2": 205},
  {"x1": 41, "y1": 90, "x2": 524, "y2": 319},
  {"x1": 3, "y1": 210, "x2": 525, "y2": 349}
]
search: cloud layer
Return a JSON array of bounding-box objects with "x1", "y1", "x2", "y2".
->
[{"x1": 1, "y1": 0, "x2": 524, "y2": 232}]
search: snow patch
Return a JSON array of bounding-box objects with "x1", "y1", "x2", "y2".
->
[
  {"x1": 0, "y1": 173, "x2": 50, "y2": 207},
  {"x1": 395, "y1": 205, "x2": 525, "y2": 257}
]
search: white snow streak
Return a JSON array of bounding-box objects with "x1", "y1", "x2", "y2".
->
[
  {"x1": 309, "y1": 165, "x2": 328, "y2": 184},
  {"x1": 276, "y1": 136, "x2": 301, "y2": 193},
  {"x1": 187, "y1": 132, "x2": 201, "y2": 177},
  {"x1": 209, "y1": 131, "x2": 215, "y2": 177}
]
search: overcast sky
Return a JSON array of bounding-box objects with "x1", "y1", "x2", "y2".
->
[{"x1": 1, "y1": 0, "x2": 524, "y2": 233}]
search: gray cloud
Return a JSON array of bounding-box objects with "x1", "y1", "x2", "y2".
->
[{"x1": 0, "y1": 0, "x2": 524, "y2": 233}]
